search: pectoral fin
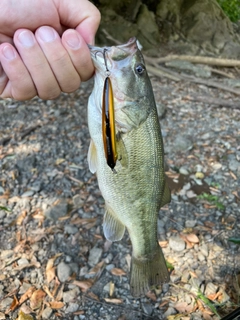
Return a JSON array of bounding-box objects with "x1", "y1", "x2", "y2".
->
[
  {"x1": 160, "y1": 182, "x2": 171, "y2": 207},
  {"x1": 116, "y1": 134, "x2": 128, "y2": 168},
  {"x1": 87, "y1": 140, "x2": 98, "y2": 174},
  {"x1": 103, "y1": 205, "x2": 125, "y2": 241}
]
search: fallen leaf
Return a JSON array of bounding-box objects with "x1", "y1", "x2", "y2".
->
[
  {"x1": 88, "y1": 260, "x2": 105, "y2": 275},
  {"x1": 110, "y1": 268, "x2": 126, "y2": 276},
  {"x1": 87, "y1": 292, "x2": 99, "y2": 301},
  {"x1": 42, "y1": 285, "x2": 54, "y2": 299},
  {"x1": 16, "y1": 210, "x2": 27, "y2": 226},
  {"x1": 72, "y1": 280, "x2": 93, "y2": 292},
  {"x1": 104, "y1": 298, "x2": 123, "y2": 304},
  {"x1": 174, "y1": 301, "x2": 194, "y2": 313},
  {"x1": 49, "y1": 301, "x2": 64, "y2": 309},
  {"x1": 30, "y1": 289, "x2": 46, "y2": 310},
  {"x1": 46, "y1": 253, "x2": 62, "y2": 283},
  {"x1": 159, "y1": 240, "x2": 168, "y2": 248},
  {"x1": 19, "y1": 287, "x2": 36, "y2": 305},
  {"x1": 6, "y1": 295, "x2": 19, "y2": 313},
  {"x1": 185, "y1": 233, "x2": 199, "y2": 243},
  {"x1": 145, "y1": 291, "x2": 157, "y2": 301},
  {"x1": 109, "y1": 282, "x2": 115, "y2": 297},
  {"x1": 73, "y1": 310, "x2": 85, "y2": 315}
]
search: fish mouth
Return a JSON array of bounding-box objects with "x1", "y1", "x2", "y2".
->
[{"x1": 88, "y1": 37, "x2": 138, "y2": 66}]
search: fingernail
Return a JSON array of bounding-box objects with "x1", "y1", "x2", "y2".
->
[
  {"x1": 2, "y1": 45, "x2": 16, "y2": 60},
  {"x1": 18, "y1": 30, "x2": 35, "y2": 47},
  {"x1": 66, "y1": 32, "x2": 81, "y2": 49},
  {"x1": 37, "y1": 26, "x2": 56, "y2": 42}
]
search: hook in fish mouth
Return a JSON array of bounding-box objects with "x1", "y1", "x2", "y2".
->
[{"x1": 93, "y1": 49, "x2": 110, "y2": 74}]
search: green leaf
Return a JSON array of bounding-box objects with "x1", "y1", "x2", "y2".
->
[
  {"x1": 228, "y1": 237, "x2": 240, "y2": 245},
  {"x1": 0, "y1": 206, "x2": 11, "y2": 212},
  {"x1": 166, "y1": 260, "x2": 174, "y2": 271}
]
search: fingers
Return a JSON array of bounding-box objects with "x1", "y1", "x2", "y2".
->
[
  {"x1": 0, "y1": 44, "x2": 37, "y2": 100},
  {"x1": 0, "y1": 26, "x2": 93, "y2": 100}
]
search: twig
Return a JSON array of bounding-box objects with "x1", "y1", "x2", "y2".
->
[
  {"x1": 146, "y1": 64, "x2": 181, "y2": 81},
  {"x1": 153, "y1": 55, "x2": 240, "y2": 67},
  {"x1": 184, "y1": 95, "x2": 240, "y2": 109}
]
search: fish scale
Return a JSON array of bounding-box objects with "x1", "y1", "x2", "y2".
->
[{"x1": 87, "y1": 37, "x2": 171, "y2": 296}]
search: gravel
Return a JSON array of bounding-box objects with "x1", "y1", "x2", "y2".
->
[{"x1": 0, "y1": 73, "x2": 239, "y2": 319}]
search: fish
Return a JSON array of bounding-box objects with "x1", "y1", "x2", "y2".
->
[{"x1": 87, "y1": 37, "x2": 171, "y2": 297}]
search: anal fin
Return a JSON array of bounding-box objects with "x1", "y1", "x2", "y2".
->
[{"x1": 103, "y1": 205, "x2": 125, "y2": 242}]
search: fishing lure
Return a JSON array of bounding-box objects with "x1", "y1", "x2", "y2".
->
[{"x1": 102, "y1": 50, "x2": 118, "y2": 170}]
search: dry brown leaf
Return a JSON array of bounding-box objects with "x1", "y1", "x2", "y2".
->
[
  {"x1": 54, "y1": 284, "x2": 64, "y2": 301},
  {"x1": 16, "y1": 210, "x2": 27, "y2": 226},
  {"x1": 159, "y1": 240, "x2": 168, "y2": 248},
  {"x1": 49, "y1": 301, "x2": 64, "y2": 309},
  {"x1": 229, "y1": 171, "x2": 237, "y2": 180},
  {"x1": 109, "y1": 282, "x2": 115, "y2": 297},
  {"x1": 46, "y1": 253, "x2": 62, "y2": 283},
  {"x1": 87, "y1": 292, "x2": 99, "y2": 301},
  {"x1": 6, "y1": 295, "x2": 19, "y2": 313},
  {"x1": 42, "y1": 285, "x2": 54, "y2": 299},
  {"x1": 185, "y1": 233, "x2": 199, "y2": 244},
  {"x1": 72, "y1": 280, "x2": 93, "y2": 292},
  {"x1": 145, "y1": 291, "x2": 157, "y2": 301},
  {"x1": 19, "y1": 287, "x2": 36, "y2": 305},
  {"x1": 110, "y1": 268, "x2": 126, "y2": 276},
  {"x1": 88, "y1": 260, "x2": 105, "y2": 275},
  {"x1": 104, "y1": 298, "x2": 123, "y2": 304},
  {"x1": 174, "y1": 301, "x2": 194, "y2": 313},
  {"x1": 30, "y1": 289, "x2": 46, "y2": 310}
]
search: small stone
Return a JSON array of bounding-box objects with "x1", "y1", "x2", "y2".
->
[
  {"x1": 88, "y1": 246, "x2": 103, "y2": 267},
  {"x1": 197, "y1": 252, "x2": 205, "y2": 262},
  {"x1": 0, "y1": 297, "x2": 13, "y2": 310},
  {"x1": 199, "y1": 244, "x2": 208, "y2": 257},
  {"x1": 42, "y1": 307, "x2": 53, "y2": 319},
  {"x1": 63, "y1": 287, "x2": 80, "y2": 303},
  {"x1": 103, "y1": 282, "x2": 111, "y2": 292},
  {"x1": 44, "y1": 198, "x2": 68, "y2": 221},
  {"x1": 19, "y1": 282, "x2": 32, "y2": 294},
  {"x1": 181, "y1": 270, "x2": 190, "y2": 282},
  {"x1": 65, "y1": 302, "x2": 79, "y2": 313},
  {"x1": 141, "y1": 302, "x2": 153, "y2": 315},
  {"x1": 73, "y1": 194, "x2": 84, "y2": 208},
  {"x1": 170, "y1": 272, "x2": 181, "y2": 283},
  {"x1": 0, "y1": 211, "x2": 6, "y2": 219},
  {"x1": 185, "y1": 220, "x2": 197, "y2": 228},
  {"x1": 17, "y1": 258, "x2": 29, "y2": 266},
  {"x1": 21, "y1": 190, "x2": 35, "y2": 197},
  {"x1": 163, "y1": 306, "x2": 177, "y2": 318},
  {"x1": 205, "y1": 282, "x2": 218, "y2": 296},
  {"x1": 57, "y1": 261, "x2": 72, "y2": 282},
  {"x1": 179, "y1": 167, "x2": 189, "y2": 175},
  {"x1": 64, "y1": 224, "x2": 79, "y2": 234},
  {"x1": 169, "y1": 236, "x2": 185, "y2": 252},
  {"x1": 106, "y1": 264, "x2": 115, "y2": 271}
]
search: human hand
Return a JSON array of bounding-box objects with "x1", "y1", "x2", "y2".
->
[{"x1": 0, "y1": 0, "x2": 100, "y2": 100}]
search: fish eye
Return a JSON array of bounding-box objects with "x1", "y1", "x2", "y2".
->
[{"x1": 135, "y1": 63, "x2": 145, "y2": 75}]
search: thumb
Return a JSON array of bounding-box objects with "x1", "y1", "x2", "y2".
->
[{"x1": 54, "y1": 0, "x2": 100, "y2": 44}]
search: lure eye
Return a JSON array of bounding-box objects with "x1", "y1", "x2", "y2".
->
[{"x1": 135, "y1": 63, "x2": 145, "y2": 75}]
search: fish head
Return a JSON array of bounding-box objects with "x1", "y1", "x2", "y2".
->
[{"x1": 89, "y1": 38, "x2": 154, "y2": 132}]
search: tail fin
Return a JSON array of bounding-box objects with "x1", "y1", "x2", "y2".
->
[{"x1": 130, "y1": 245, "x2": 169, "y2": 297}]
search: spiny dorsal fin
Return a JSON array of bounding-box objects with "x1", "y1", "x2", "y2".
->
[{"x1": 103, "y1": 205, "x2": 125, "y2": 242}]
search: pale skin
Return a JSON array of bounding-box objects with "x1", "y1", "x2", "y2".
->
[{"x1": 0, "y1": 0, "x2": 101, "y2": 100}]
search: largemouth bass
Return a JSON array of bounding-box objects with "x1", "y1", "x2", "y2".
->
[{"x1": 87, "y1": 37, "x2": 171, "y2": 297}]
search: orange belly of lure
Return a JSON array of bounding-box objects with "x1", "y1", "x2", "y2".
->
[{"x1": 102, "y1": 77, "x2": 118, "y2": 170}]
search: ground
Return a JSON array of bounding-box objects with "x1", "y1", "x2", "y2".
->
[{"x1": 0, "y1": 61, "x2": 240, "y2": 320}]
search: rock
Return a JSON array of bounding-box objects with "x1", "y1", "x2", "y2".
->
[
  {"x1": 169, "y1": 236, "x2": 185, "y2": 252},
  {"x1": 185, "y1": 220, "x2": 197, "y2": 228},
  {"x1": 156, "y1": 103, "x2": 166, "y2": 118},
  {"x1": 42, "y1": 307, "x2": 53, "y2": 319},
  {"x1": 163, "y1": 306, "x2": 177, "y2": 318},
  {"x1": 179, "y1": 167, "x2": 189, "y2": 175},
  {"x1": 173, "y1": 135, "x2": 193, "y2": 152},
  {"x1": 65, "y1": 302, "x2": 79, "y2": 313},
  {"x1": 72, "y1": 194, "x2": 84, "y2": 208},
  {"x1": 197, "y1": 252, "x2": 205, "y2": 262},
  {"x1": 0, "y1": 211, "x2": 6, "y2": 219},
  {"x1": 204, "y1": 282, "x2": 218, "y2": 296},
  {"x1": 21, "y1": 190, "x2": 35, "y2": 197},
  {"x1": 141, "y1": 302, "x2": 153, "y2": 315},
  {"x1": 63, "y1": 287, "x2": 80, "y2": 303},
  {"x1": 57, "y1": 262, "x2": 72, "y2": 282},
  {"x1": 199, "y1": 244, "x2": 208, "y2": 257},
  {"x1": 0, "y1": 297, "x2": 13, "y2": 310},
  {"x1": 64, "y1": 224, "x2": 79, "y2": 235},
  {"x1": 88, "y1": 246, "x2": 103, "y2": 267},
  {"x1": 44, "y1": 198, "x2": 68, "y2": 221},
  {"x1": 17, "y1": 258, "x2": 29, "y2": 266}
]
